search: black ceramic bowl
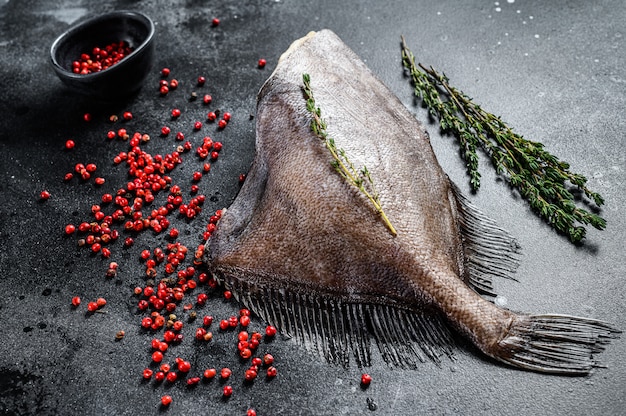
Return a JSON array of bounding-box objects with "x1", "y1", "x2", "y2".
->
[{"x1": 50, "y1": 11, "x2": 155, "y2": 100}]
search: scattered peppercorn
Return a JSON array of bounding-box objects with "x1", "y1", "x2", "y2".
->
[
  {"x1": 152, "y1": 351, "x2": 164, "y2": 363},
  {"x1": 54, "y1": 63, "x2": 292, "y2": 411},
  {"x1": 266, "y1": 366, "x2": 278, "y2": 378},
  {"x1": 263, "y1": 353, "x2": 274, "y2": 366},
  {"x1": 186, "y1": 376, "x2": 201, "y2": 386},
  {"x1": 220, "y1": 367, "x2": 232, "y2": 379},
  {"x1": 160, "y1": 395, "x2": 172, "y2": 407},
  {"x1": 265, "y1": 325, "x2": 277, "y2": 337},
  {"x1": 178, "y1": 360, "x2": 191, "y2": 373}
]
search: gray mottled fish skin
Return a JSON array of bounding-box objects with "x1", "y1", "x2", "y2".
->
[{"x1": 205, "y1": 30, "x2": 619, "y2": 374}]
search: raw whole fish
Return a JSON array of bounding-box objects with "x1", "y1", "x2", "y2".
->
[{"x1": 204, "y1": 30, "x2": 618, "y2": 374}]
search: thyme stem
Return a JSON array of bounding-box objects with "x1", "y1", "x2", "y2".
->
[
  {"x1": 302, "y1": 73, "x2": 397, "y2": 236},
  {"x1": 401, "y1": 36, "x2": 606, "y2": 243}
]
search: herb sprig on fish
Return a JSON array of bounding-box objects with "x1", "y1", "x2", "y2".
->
[
  {"x1": 400, "y1": 36, "x2": 606, "y2": 243},
  {"x1": 302, "y1": 73, "x2": 397, "y2": 236}
]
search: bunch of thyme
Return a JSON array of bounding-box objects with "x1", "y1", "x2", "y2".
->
[
  {"x1": 302, "y1": 73, "x2": 397, "y2": 236},
  {"x1": 400, "y1": 36, "x2": 606, "y2": 243}
]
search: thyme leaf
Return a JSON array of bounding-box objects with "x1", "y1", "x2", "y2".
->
[
  {"x1": 400, "y1": 36, "x2": 605, "y2": 243},
  {"x1": 302, "y1": 73, "x2": 397, "y2": 236}
]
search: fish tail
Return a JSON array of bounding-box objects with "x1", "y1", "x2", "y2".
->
[{"x1": 493, "y1": 314, "x2": 620, "y2": 375}]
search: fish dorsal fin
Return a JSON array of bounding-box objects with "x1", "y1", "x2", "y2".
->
[
  {"x1": 216, "y1": 267, "x2": 456, "y2": 369},
  {"x1": 451, "y1": 183, "x2": 522, "y2": 297}
]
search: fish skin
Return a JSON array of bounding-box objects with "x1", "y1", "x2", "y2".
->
[{"x1": 205, "y1": 30, "x2": 619, "y2": 374}]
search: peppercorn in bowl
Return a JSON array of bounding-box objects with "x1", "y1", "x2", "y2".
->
[{"x1": 50, "y1": 11, "x2": 155, "y2": 100}]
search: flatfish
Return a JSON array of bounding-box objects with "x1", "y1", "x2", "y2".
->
[{"x1": 204, "y1": 30, "x2": 618, "y2": 374}]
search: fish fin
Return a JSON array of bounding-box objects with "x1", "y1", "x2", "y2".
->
[
  {"x1": 220, "y1": 269, "x2": 456, "y2": 369},
  {"x1": 451, "y1": 183, "x2": 522, "y2": 297},
  {"x1": 496, "y1": 314, "x2": 621, "y2": 375}
]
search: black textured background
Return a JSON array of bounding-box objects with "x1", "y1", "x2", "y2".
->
[{"x1": 1, "y1": 1, "x2": 625, "y2": 415}]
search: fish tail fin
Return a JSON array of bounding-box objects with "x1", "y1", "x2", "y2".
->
[{"x1": 494, "y1": 314, "x2": 620, "y2": 375}]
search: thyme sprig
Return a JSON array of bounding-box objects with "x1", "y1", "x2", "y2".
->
[
  {"x1": 400, "y1": 36, "x2": 606, "y2": 243},
  {"x1": 302, "y1": 73, "x2": 397, "y2": 236}
]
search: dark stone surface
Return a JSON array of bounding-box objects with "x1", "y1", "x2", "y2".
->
[{"x1": 1, "y1": 1, "x2": 624, "y2": 415}]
